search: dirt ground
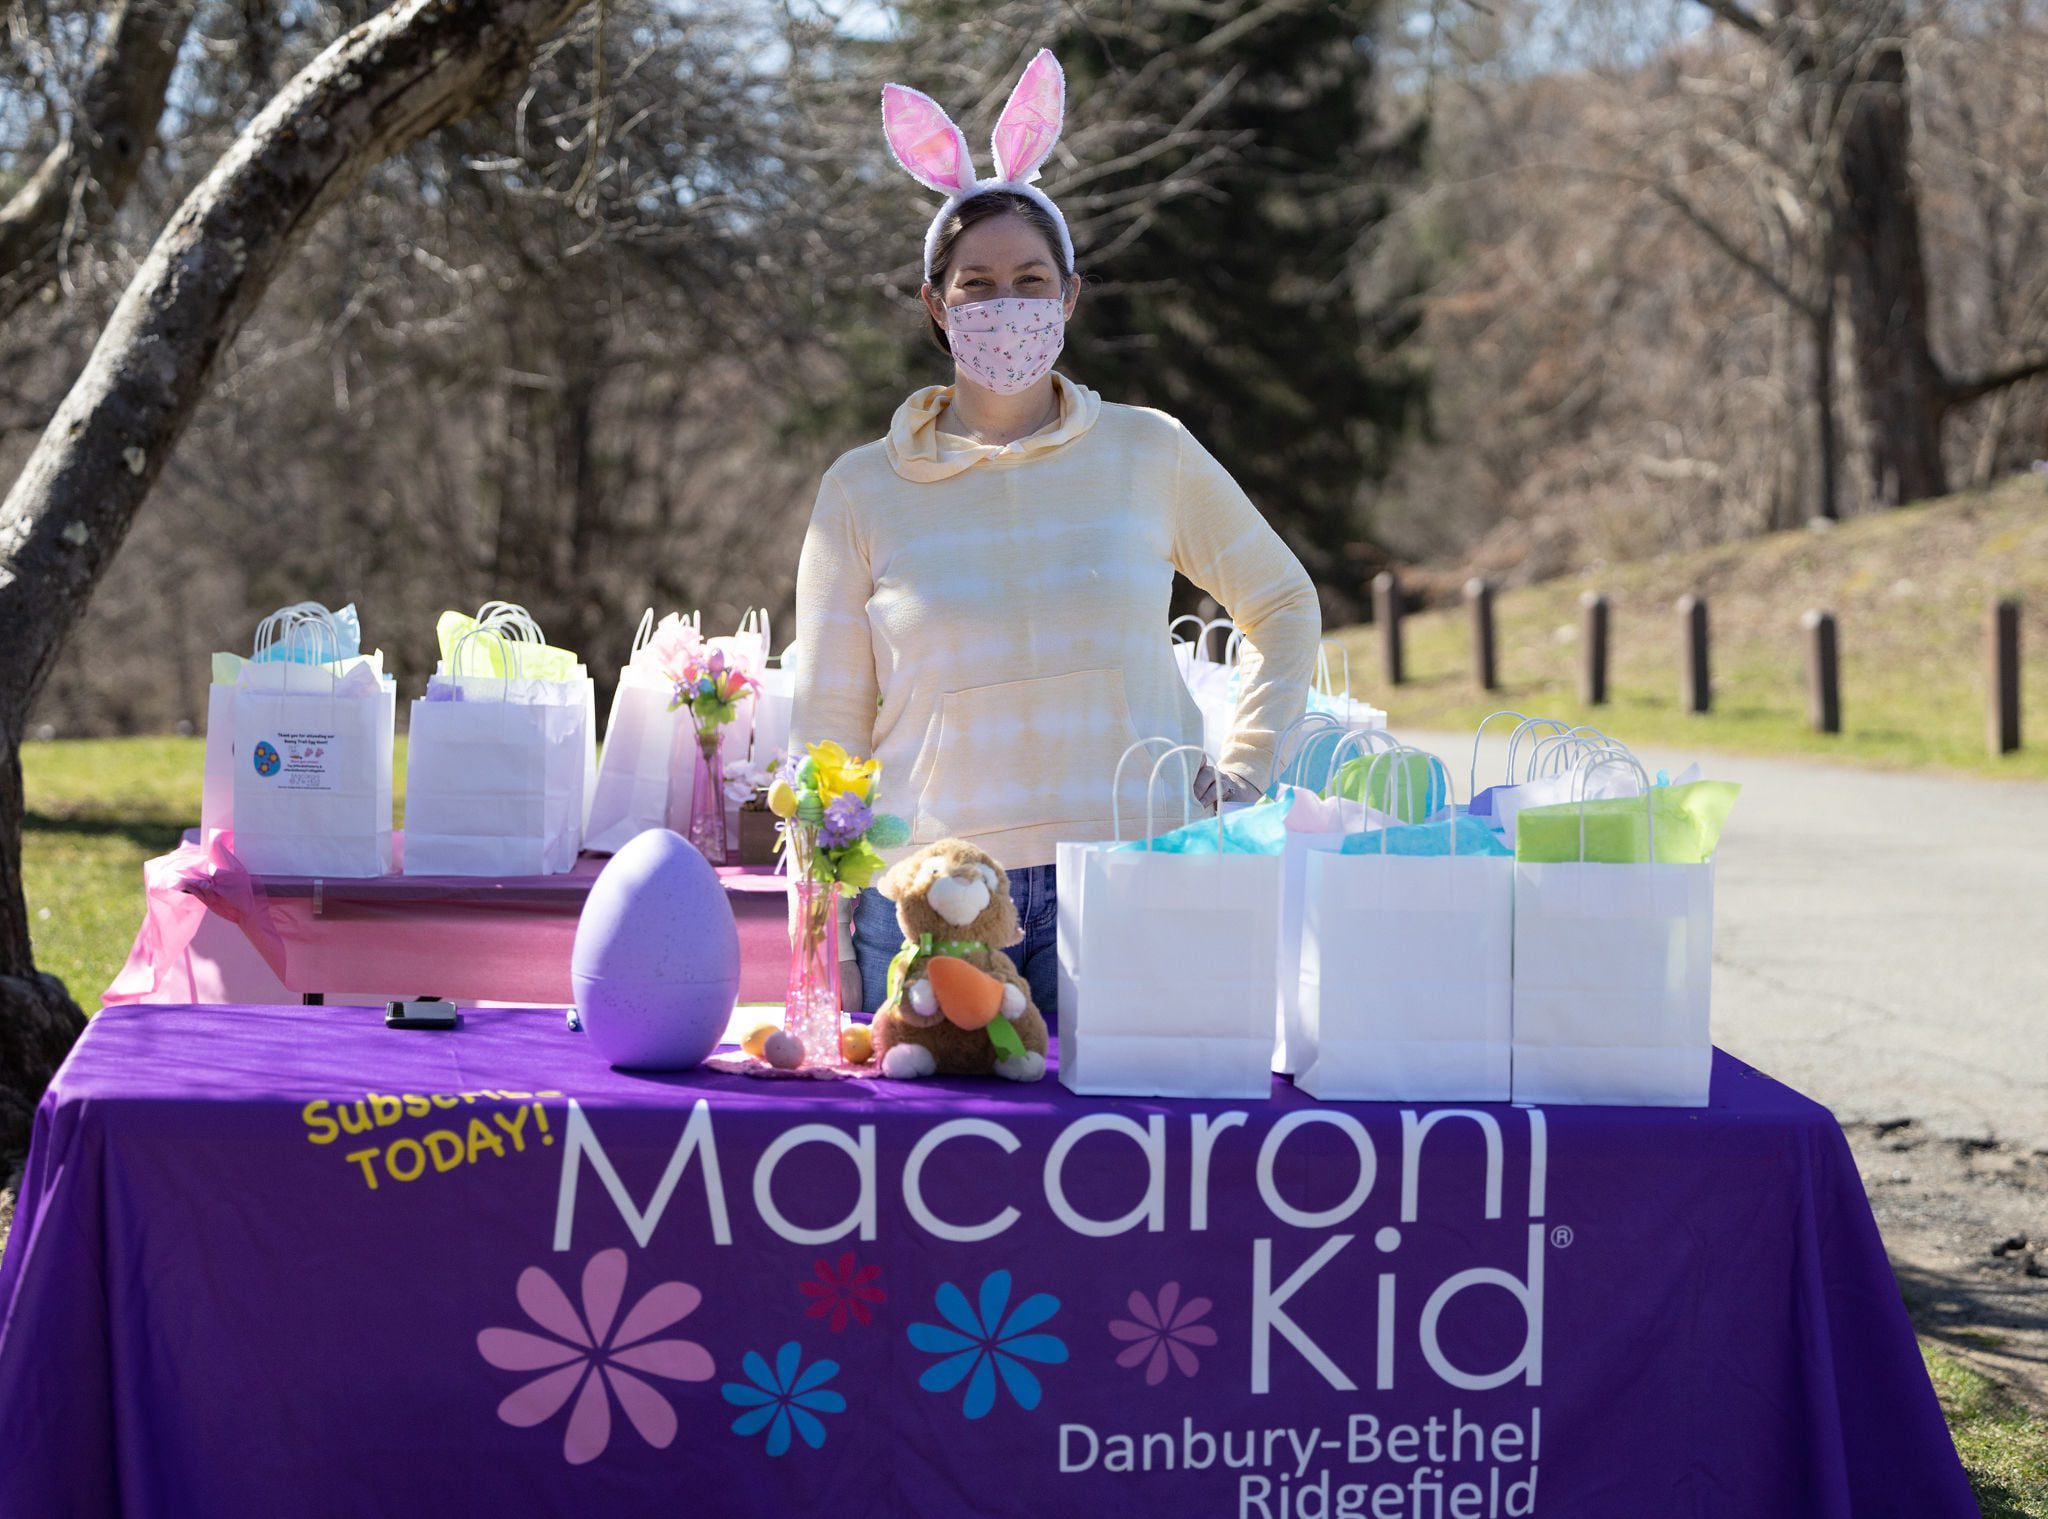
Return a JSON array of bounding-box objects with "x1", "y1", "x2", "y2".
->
[{"x1": 1845, "y1": 1121, "x2": 2048, "y2": 1412}]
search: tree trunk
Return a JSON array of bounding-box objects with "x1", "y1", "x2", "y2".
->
[
  {"x1": 0, "y1": 0, "x2": 595, "y2": 1155},
  {"x1": 0, "y1": 708, "x2": 85, "y2": 1160},
  {"x1": 1830, "y1": 37, "x2": 1949, "y2": 505},
  {"x1": 1812, "y1": 289, "x2": 1841, "y2": 522}
]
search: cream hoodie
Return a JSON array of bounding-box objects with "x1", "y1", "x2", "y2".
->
[{"x1": 790, "y1": 370, "x2": 1320, "y2": 870}]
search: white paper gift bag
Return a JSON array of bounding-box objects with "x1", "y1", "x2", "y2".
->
[
  {"x1": 1296, "y1": 751, "x2": 1513, "y2": 1102},
  {"x1": 1302, "y1": 642, "x2": 1388, "y2": 741},
  {"x1": 201, "y1": 682, "x2": 237, "y2": 839},
  {"x1": 586, "y1": 670, "x2": 679, "y2": 853},
  {"x1": 1169, "y1": 617, "x2": 1241, "y2": 759},
  {"x1": 587, "y1": 612, "x2": 688, "y2": 854},
  {"x1": 707, "y1": 606, "x2": 770, "y2": 765},
  {"x1": 1057, "y1": 742, "x2": 1281, "y2": 1099},
  {"x1": 404, "y1": 630, "x2": 588, "y2": 876},
  {"x1": 1509, "y1": 757, "x2": 1714, "y2": 1107},
  {"x1": 229, "y1": 632, "x2": 395, "y2": 879},
  {"x1": 206, "y1": 602, "x2": 355, "y2": 839},
  {"x1": 465, "y1": 602, "x2": 599, "y2": 834},
  {"x1": 752, "y1": 639, "x2": 796, "y2": 767},
  {"x1": 1268, "y1": 722, "x2": 1406, "y2": 1075}
]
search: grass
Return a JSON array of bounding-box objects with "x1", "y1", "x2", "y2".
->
[
  {"x1": 23, "y1": 737, "x2": 206, "y2": 1008},
  {"x1": 1331, "y1": 474, "x2": 2048, "y2": 780},
  {"x1": 20, "y1": 735, "x2": 411, "y2": 1007},
  {"x1": 1926, "y1": 1346, "x2": 2048, "y2": 1517}
]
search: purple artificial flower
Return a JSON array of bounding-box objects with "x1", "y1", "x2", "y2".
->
[{"x1": 818, "y1": 794, "x2": 873, "y2": 850}]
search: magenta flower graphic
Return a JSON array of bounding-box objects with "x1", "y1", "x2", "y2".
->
[
  {"x1": 1108, "y1": 1283, "x2": 1217, "y2": 1386},
  {"x1": 477, "y1": 1248, "x2": 714, "y2": 1465},
  {"x1": 799, "y1": 1251, "x2": 886, "y2": 1333}
]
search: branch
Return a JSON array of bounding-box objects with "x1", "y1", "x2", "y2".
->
[
  {"x1": 1946, "y1": 352, "x2": 2048, "y2": 407},
  {"x1": 0, "y1": 0, "x2": 197, "y2": 325},
  {"x1": 0, "y1": 0, "x2": 597, "y2": 717},
  {"x1": 1685, "y1": 0, "x2": 1776, "y2": 43},
  {"x1": 1546, "y1": 163, "x2": 1819, "y2": 317}
]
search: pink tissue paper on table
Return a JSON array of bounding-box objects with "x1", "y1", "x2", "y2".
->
[
  {"x1": 105, "y1": 831, "x2": 290, "y2": 1005},
  {"x1": 107, "y1": 831, "x2": 800, "y2": 1008}
]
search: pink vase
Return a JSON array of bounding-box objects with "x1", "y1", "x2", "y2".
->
[
  {"x1": 785, "y1": 879, "x2": 843, "y2": 1065},
  {"x1": 688, "y1": 731, "x2": 727, "y2": 864}
]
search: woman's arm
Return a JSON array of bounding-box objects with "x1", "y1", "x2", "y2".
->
[
  {"x1": 789, "y1": 468, "x2": 881, "y2": 757},
  {"x1": 1169, "y1": 423, "x2": 1321, "y2": 792}
]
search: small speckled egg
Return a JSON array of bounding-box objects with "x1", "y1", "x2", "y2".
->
[
  {"x1": 762, "y1": 1030, "x2": 805, "y2": 1069},
  {"x1": 571, "y1": 829, "x2": 740, "y2": 1071}
]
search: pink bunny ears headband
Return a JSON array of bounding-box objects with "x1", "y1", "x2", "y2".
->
[{"x1": 882, "y1": 48, "x2": 1075, "y2": 285}]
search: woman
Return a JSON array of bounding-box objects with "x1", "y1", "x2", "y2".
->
[{"x1": 790, "y1": 50, "x2": 1320, "y2": 1021}]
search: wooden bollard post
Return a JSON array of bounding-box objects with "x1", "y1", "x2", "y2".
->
[
  {"x1": 1579, "y1": 591, "x2": 1609, "y2": 706},
  {"x1": 1678, "y1": 594, "x2": 1710, "y2": 714},
  {"x1": 1802, "y1": 609, "x2": 1840, "y2": 734},
  {"x1": 1467, "y1": 577, "x2": 1497, "y2": 692},
  {"x1": 1989, "y1": 596, "x2": 2021, "y2": 755},
  {"x1": 1374, "y1": 571, "x2": 1405, "y2": 687}
]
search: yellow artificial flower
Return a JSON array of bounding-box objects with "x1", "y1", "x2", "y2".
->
[{"x1": 807, "y1": 740, "x2": 879, "y2": 804}]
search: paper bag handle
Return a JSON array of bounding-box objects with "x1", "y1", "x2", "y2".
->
[
  {"x1": 1573, "y1": 753, "x2": 1654, "y2": 862},
  {"x1": 1271, "y1": 713, "x2": 1343, "y2": 791},
  {"x1": 629, "y1": 609, "x2": 655, "y2": 662},
  {"x1": 251, "y1": 602, "x2": 339, "y2": 663},
  {"x1": 1196, "y1": 617, "x2": 1235, "y2": 664},
  {"x1": 1321, "y1": 725, "x2": 1400, "y2": 800},
  {"x1": 1468, "y1": 710, "x2": 1533, "y2": 801},
  {"x1": 266, "y1": 615, "x2": 343, "y2": 697},
  {"x1": 1505, "y1": 716, "x2": 1571, "y2": 781},
  {"x1": 1146, "y1": 744, "x2": 1223, "y2": 853},
  {"x1": 447, "y1": 625, "x2": 523, "y2": 695},
  {"x1": 1111, "y1": 738, "x2": 1186, "y2": 844},
  {"x1": 1529, "y1": 733, "x2": 1604, "y2": 777},
  {"x1": 1168, "y1": 613, "x2": 1205, "y2": 649},
  {"x1": 476, "y1": 603, "x2": 548, "y2": 646},
  {"x1": 1350, "y1": 747, "x2": 1457, "y2": 856},
  {"x1": 1314, "y1": 641, "x2": 1353, "y2": 701}
]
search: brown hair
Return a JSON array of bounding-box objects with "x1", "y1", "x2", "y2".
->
[{"x1": 925, "y1": 190, "x2": 1075, "y2": 355}]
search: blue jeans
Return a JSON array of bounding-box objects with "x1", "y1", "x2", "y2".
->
[{"x1": 851, "y1": 863, "x2": 1060, "y2": 1029}]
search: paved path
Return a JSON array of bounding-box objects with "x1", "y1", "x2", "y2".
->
[{"x1": 1408, "y1": 730, "x2": 2048, "y2": 1151}]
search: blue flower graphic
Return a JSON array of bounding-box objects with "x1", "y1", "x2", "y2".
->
[
  {"x1": 720, "y1": 1341, "x2": 844, "y2": 1455},
  {"x1": 907, "y1": 1269, "x2": 1067, "y2": 1419}
]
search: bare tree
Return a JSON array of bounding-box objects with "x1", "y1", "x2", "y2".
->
[
  {"x1": 0, "y1": 0, "x2": 196, "y2": 323},
  {"x1": 1691, "y1": 0, "x2": 2048, "y2": 503},
  {"x1": 0, "y1": 0, "x2": 597, "y2": 1153}
]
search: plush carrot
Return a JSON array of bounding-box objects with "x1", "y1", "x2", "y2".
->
[{"x1": 926, "y1": 955, "x2": 1004, "y2": 1029}]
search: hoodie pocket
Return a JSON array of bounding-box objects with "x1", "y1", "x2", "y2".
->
[{"x1": 912, "y1": 668, "x2": 1146, "y2": 843}]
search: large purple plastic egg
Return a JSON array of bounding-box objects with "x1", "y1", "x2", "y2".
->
[{"x1": 571, "y1": 829, "x2": 741, "y2": 1070}]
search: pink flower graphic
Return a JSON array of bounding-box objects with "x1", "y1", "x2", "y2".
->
[
  {"x1": 477, "y1": 1248, "x2": 714, "y2": 1465},
  {"x1": 798, "y1": 1251, "x2": 886, "y2": 1332},
  {"x1": 1108, "y1": 1282, "x2": 1217, "y2": 1386}
]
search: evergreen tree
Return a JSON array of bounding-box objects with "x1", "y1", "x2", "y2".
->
[{"x1": 1056, "y1": 1, "x2": 1425, "y2": 618}]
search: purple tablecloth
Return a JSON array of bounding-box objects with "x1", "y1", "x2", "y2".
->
[{"x1": 0, "y1": 1006, "x2": 1972, "y2": 1517}]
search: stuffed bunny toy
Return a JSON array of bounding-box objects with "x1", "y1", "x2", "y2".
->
[{"x1": 870, "y1": 840, "x2": 1049, "y2": 1082}]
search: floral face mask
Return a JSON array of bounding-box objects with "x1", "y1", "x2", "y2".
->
[{"x1": 942, "y1": 296, "x2": 1067, "y2": 395}]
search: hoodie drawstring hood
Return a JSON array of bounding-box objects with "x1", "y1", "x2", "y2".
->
[{"x1": 885, "y1": 371, "x2": 1102, "y2": 482}]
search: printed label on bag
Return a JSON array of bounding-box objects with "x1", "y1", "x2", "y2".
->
[{"x1": 259, "y1": 731, "x2": 339, "y2": 790}]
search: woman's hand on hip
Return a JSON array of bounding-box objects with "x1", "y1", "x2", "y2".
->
[{"x1": 1193, "y1": 762, "x2": 1260, "y2": 809}]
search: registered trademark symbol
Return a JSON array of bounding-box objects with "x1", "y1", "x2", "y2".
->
[{"x1": 1550, "y1": 1225, "x2": 1575, "y2": 1249}]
